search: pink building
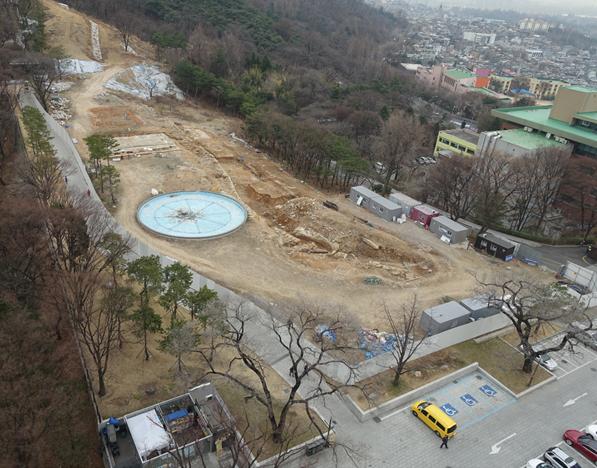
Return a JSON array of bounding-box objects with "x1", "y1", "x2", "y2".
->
[{"x1": 415, "y1": 65, "x2": 446, "y2": 89}]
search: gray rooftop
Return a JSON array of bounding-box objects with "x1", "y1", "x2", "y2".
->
[
  {"x1": 479, "y1": 232, "x2": 516, "y2": 249},
  {"x1": 432, "y1": 215, "x2": 470, "y2": 233},
  {"x1": 414, "y1": 204, "x2": 439, "y2": 215},
  {"x1": 389, "y1": 191, "x2": 422, "y2": 206},
  {"x1": 373, "y1": 196, "x2": 401, "y2": 210},
  {"x1": 423, "y1": 301, "x2": 470, "y2": 324},
  {"x1": 460, "y1": 296, "x2": 491, "y2": 312},
  {"x1": 444, "y1": 128, "x2": 480, "y2": 145},
  {"x1": 352, "y1": 185, "x2": 379, "y2": 199}
]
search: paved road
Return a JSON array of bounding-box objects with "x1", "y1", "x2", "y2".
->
[
  {"x1": 22, "y1": 90, "x2": 597, "y2": 468},
  {"x1": 300, "y1": 361, "x2": 597, "y2": 468},
  {"x1": 534, "y1": 245, "x2": 595, "y2": 273}
]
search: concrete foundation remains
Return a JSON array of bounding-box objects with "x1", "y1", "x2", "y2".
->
[{"x1": 113, "y1": 133, "x2": 177, "y2": 159}]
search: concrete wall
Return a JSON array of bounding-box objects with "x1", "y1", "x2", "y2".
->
[{"x1": 561, "y1": 261, "x2": 597, "y2": 291}]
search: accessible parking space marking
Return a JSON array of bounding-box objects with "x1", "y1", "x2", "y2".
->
[{"x1": 419, "y1": 373, "x2": 515, "y2": 430}]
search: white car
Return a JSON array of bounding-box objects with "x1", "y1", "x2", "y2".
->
[
  {"x1": 544, "y1": 447, "x2": 582, "y2": 468},
  {"x1": 526, "y1": 458, "x2": 553, "y2": 468},
  {"x1": 536, "y1": 353, "x2": 558, "y2": 371},
  {"x1": 587, "y1": 424, "x2": 597, "y2": 440}
]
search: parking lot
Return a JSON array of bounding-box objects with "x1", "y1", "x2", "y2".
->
[
  {"x1": 535, "y1": 334, "x2": 597, "y2": 379},
  {"x1": 416, "y1": 371, "x2": 516, "y2": 430},
  {"x1": 521, "y1": 418, "x2": 597, "y2": 468}
]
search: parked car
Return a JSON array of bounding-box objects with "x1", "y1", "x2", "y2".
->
[
  {"x1": 564, "y1": 429, "x2": 597, "y2": 463},
  {"x1": 568, "y1": 284, "x2": 590, "y2": 295},
  {"x1": 526, "y1": 458, "x2": 554, "y2": 468},
  {"x1": 536, "y1": 353, "x2": 558, "y2": 371},
  {"x1": 544, "y1": 446, "x2": 582, "y2": 468},
  {"x1": 586, "y1": 424, "x2": 597, "y2": 440}
]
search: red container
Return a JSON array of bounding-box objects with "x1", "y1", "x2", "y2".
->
[{"x1": 409, "y1": 204, "x2": 440, "y2": 229}]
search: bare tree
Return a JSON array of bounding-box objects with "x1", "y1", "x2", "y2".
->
[
  {"x1": 45, "y1": 202, "x2": 130, "y2": 340},
  {"x1": 533, "y1": 148, "x2": 569, "y2": 232},
  {"x1": 375, "y1": 112, "x2": 427, "y2": 193},
  {"x1": 473, "y1": 151, "x2": 517, "y2": 234},
  {"x1": 0, "y1": 72, "x2": 19, "y2": 185},
  {"x1": 383, "y1": 296, "x2": 429, "y2": 387},
  {"x1": 25, "y1": 55, "x2": 61, "y2": 111},
  {"x1": 558, "y1": 155, "x2": 597, "y2": 241},
  {"x1": 198, "y1": 303, "x2": 359, "y2": 445},
  {"x1": 508, "y1": 156, "x2": 541, "y2": 232},
  {"x1": 75, "y1": 284, "x2": 121, "y2": 397},
  {"x1": 480, "y1": 277, "x2": 594, "y2": 373},
  {"x1": 426, "y1": 155, "x2": 477, "y2": 221}
]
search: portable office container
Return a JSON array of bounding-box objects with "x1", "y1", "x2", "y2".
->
[
  {"x1": 419, "y1": 301, "x2": 471, "y2": 335},
  {"x1": 388, "y1": 191, "x2": 422, "y2": 217},
  {"x1": 409, "y1": 204, "x2": 440, "y2": 229},
  {"x1": 474, "y1": 233, "x2": 515, "y2": 261},
  {"x1": 429, "y1": 216, "x2": 471, "y2": 244}
]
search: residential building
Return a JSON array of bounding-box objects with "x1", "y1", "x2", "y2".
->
[
  {"x1": 415, "y1": 64, "x2": 445, "y2": 88},
  {"x1": 440, "y1": 69, "x2": 477, "y2": 94},
  {"x1": 489, "y1": 75, "x2": 513, "y2": 94},
  {"x1": 491, "y1": 85, "x2": 597, "y2": 159},
  {"x1": 463, "y1": 32, "x2": 496, "y2": 45},
  {"x1": 491, "y1": 85, "x2": 597, "y2": 234},
  {"x1": 511, "y1": 77, "x2": 568, "y2": 100},
  {"x1": 433, "y1": 128, "x2": 479, "y2": 157},
  {"x1": 473, "y1": 68, "x2": 492, "y2": 88},
  {"x1": 477, "y1": 128, "x2": 573, "y2": 158},
  {"x1": 519, "y1": 18, "x2": 552, "y2": 32}
]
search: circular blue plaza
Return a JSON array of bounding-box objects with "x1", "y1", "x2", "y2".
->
[{"x1": 137, "y1": 191, "x2": 247, "y2": 239}]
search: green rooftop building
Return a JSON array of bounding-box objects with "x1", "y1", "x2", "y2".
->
[
  {"x1": 490, "y1": 85, "x2": 597, "y2": 237},
  {"x1": 491, "y1": 85, "x2": 597, "y2": 159}
]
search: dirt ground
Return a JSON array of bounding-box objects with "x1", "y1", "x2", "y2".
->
[{"x1": 43, "y1": 0, "x2": 552, "y2": 331}]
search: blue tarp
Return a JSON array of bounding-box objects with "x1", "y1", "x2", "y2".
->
[
  {"x1": 315, "y1": 325, "x2": 337, "y2": 343},
  {"x1": 164, "y1": 408, "x2": 188, "y2": 423},
  {"x1": 358, "y1": 329, "x2": 397, "y2": 359}
]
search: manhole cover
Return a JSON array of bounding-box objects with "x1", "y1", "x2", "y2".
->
[
  {"x1": 453, "y1": 380, "x2": 459, "y2": 384},
  {"x1": 373, "y1": 416, "x2": 382, "y2": 423}
]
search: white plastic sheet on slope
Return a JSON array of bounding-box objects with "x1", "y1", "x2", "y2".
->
[{"x1": 104, "y1": 64, "x2": 184, "y2": 101}]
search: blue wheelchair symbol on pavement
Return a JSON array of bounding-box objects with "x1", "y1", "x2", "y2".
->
[
  {"x1": 440, "y1": 403, "x2": 458, "y2": 416},
  {"x1": 480, "y1": 384, "x2": 497, "y2": 397},
  {"x1": 460, "y1": 393, "x2": 478, "y2": 406}
]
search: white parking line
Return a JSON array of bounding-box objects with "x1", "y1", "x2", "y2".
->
[{"x1": 379, "y1": 404, "x2": 410, "y2": 421}]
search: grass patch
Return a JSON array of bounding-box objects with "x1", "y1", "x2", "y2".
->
[
  {"x1": 345, "y1": 337, "x2": 552, "y2": 410},
  {"x1": 345, "y1": 349, "x2": 468, "y2": 410},
  {"x1": 450, "y1": 338, "x2": 551, "y2": 394},
  {"x1": 501, "y1": 322, "x2": 562, "y2": 347}
]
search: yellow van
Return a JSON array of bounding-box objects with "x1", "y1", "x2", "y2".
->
[{"x1": 410, "y1": 400, "x2": 457, "y2": 438}]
